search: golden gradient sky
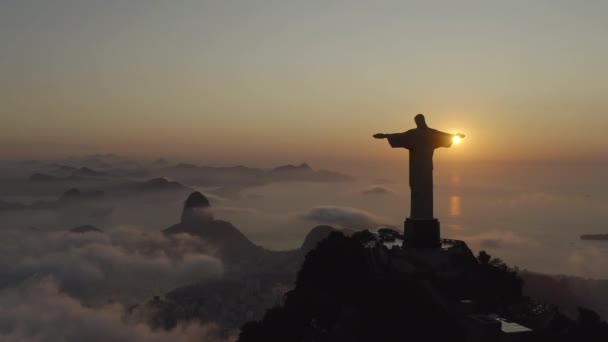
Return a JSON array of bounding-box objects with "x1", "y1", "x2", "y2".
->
[{"x1": 1, "y1": 1, "x2": 607, "y2": 166}]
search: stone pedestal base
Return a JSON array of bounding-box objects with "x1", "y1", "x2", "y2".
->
[{"x1": 403, "y1": 218, "x2": 440, "y2": 248}]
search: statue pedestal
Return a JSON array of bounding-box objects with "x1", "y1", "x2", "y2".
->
[{"x1": 403, "y1": 218, "x2": 440, "y2": 248}]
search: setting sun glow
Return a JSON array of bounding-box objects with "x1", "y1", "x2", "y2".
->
[{"x1": 452, "y1": 136, "x2": 462, "y2": 145}]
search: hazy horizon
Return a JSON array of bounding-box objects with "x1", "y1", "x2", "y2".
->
[{"x1": 2, "y1": 153, "x2": 607, "y2": 279}]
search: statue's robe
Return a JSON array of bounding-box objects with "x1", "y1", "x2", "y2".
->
[{"x1": 386, "y1": 127, "x2": 453, "y2": 219}]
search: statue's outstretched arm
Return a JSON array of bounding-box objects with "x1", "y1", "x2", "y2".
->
[
  {"x1": 374, "y1": 131, "x2": 413, "y2": 148},
  {"x1": 433, "y1": 130, "x2": 465, "y2": 148}
]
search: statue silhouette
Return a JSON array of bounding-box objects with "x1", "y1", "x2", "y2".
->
[{"x1": 374, "y1": 114, "x2": 464, "y2": 247}]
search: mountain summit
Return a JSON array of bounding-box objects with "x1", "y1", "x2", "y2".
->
[
  {"x1": 181, "y1": 191, "x2": 212, "y2": 223},
  {"x1": 164, "y1": 192, "x2": 261, "y2": 261}
]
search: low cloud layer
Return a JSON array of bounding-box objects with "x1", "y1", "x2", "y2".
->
[
  {"x1": 0, "y1": 226, "x2": 222, "y2": 303},
  {"x1": 0, "y1": 278, "x2": 233, "y2": 342},
  {"x1": 300, "y1": 206, "x2": 393, "y2": 229}
]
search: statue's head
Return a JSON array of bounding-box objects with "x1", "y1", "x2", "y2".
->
[{"x1": 414, "y1": 114, "x2": 428, "y2": 128}]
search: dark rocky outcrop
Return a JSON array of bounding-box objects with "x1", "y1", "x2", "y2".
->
[
  {"x1": 239, "y1": 234, "x2": 608, "y2": 342},
  {"x1": 180, "y1": 191, "x2": 211, "y2": 222},
  {"x1": 300, "y1": 225, "x2": 354, "y2": 255},
  {"x1": 183, "y1": 191, "x2": 211, "y2": 208},
  {"x1": 239, "y1": 232, "x2": 463, "y2": 342}
]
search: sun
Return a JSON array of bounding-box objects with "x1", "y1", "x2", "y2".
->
[{"x1": 452, "y1": 135, "x2": 462, "y2": 144}]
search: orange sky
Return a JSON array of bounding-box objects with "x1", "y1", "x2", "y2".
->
[{"x1": 1, "y1": 1, "x2": 607, "y2": 165}]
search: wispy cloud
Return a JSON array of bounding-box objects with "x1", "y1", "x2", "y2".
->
[{"x1": 299, "y1": 206, "x2": 393, "y2": 229}]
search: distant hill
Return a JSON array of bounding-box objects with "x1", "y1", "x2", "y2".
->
[
  {"x1": 29, "y1": 166, "x2": 108, "y2": 182},
  {"x1": 271, "y1": 162, "x2": 313, "y2": 173},
  {"x1": 21, "y1": 158, "x2": 352, "y2": 201},
  {"x1": 69, "y1": 224, "x2": 103, "y2": 234},
  {"x1": 136, "y1": 177, "x2": 188, "y2": 192},
  {"x1": 269, "y1": 163, "x2": 352, "y2": 182},
  {"x1": 22, "y1": 188, "x2": 114, "y2": 218},
  {"x1": 71, "y1": 167, "x2": 107, "y2": 178},
  {"x1": 156, "y1": 162, "x2": 352, "y2": 199},
  {"x1": 88, "y1": 177, "x2": 192, "y2": 199},
  {"x1": 161, "y1": 162, "x2": 352, "y2": 184},
  {"x1": 57, "y1": 188, "x2": 105, "y2": 204}
]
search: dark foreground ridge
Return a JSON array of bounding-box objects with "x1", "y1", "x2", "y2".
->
[{"x1": 238, "y1": 232, "x2": 608, "y2": 342}]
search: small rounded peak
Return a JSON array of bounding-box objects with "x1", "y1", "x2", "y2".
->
[
  {"x1": 181, "y1": 192, "x2": 212, "y2": 223},
  {"x1": 184, "y1": 191, "x2": 211, "y2": 209}
]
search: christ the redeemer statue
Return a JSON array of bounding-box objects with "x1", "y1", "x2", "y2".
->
[{"x1": 374, "y1": 114, "x2": 464, "y2": 247}]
